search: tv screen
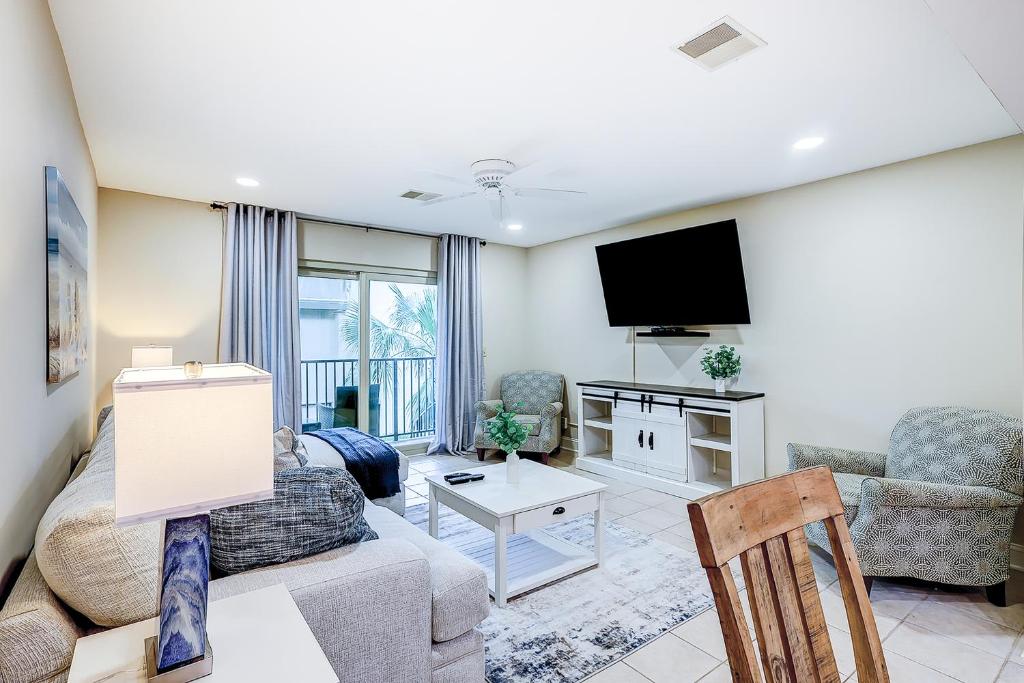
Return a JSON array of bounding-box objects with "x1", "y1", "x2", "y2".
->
[{"x1": 595, "y1": 220, "x2": 750, "y2": 327}]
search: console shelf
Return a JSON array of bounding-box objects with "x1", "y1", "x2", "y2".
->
[{"x1": 576, "y1": 380, "x2": 764, "y2": 498}]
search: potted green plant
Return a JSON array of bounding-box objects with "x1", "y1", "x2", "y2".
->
[
  {"x1": 487, "y1": 403, "x2": 530, "y2": 484},
  {"x1": 700, "y1": 345, "x2": 742, "y2": 393}
]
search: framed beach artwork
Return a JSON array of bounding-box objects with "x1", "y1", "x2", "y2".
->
[{"x1": 46, "y1": 166, "x2": 88, "y2": 384}]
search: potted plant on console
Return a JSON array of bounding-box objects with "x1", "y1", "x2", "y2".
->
[
  {"x1": 487, "y1": 403, "x2": 530, "y2": 484},
  {"x1": 701, "y1": 345, "x2": 742, "y2": 393}
]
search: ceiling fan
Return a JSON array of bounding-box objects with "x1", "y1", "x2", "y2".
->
[{"x1": 419, "y1": 159, "x2": 586, "y2": 224}]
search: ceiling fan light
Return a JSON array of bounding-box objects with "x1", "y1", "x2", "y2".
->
[{"x1": 507, "y1": 223, "x2": 523, "y2": 231}]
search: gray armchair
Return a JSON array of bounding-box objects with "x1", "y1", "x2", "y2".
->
[
  {"x1": 474, "y1": 371, "x2": 564, "y2": 464},
  {"x1": 789, "y1": 406, "x2": 1023, "y2": 605}
]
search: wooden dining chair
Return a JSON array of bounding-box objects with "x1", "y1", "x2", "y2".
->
[{"x1": 687, "y1": 466, "x2": 889, "y2": 683}]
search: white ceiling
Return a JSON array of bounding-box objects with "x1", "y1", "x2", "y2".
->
[{"x1": 49, "y1": 0, "x2": 1020, "y2": 247}]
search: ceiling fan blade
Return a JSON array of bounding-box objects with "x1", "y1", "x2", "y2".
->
[
  {"x1": 420, "y1": 170, "x2": 472, "y2": 187},
  {"x1": 420, "y1": 191, "x2": 477, "y2": 206},
  {"x1": 512, "y1": 187, "x2": 587, "y2": 200},
  {"x1": 488, "y1": 197, "x2": 502, "y2": 221}
]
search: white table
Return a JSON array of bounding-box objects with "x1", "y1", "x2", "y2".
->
[
  {"x1": 426, "y1": 460, "x2": 607, "y2": 607},
  {"x1": 68, "y1": 584, "x2": 338, "y2": 683}
]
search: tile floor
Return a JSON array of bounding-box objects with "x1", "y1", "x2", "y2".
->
[{"x1": 405, "y1": 452, "x2": 1024, "y2": 683}]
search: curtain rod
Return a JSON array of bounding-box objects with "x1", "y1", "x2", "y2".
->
[{"x1": 209, "y1": 202, "x2": 486, "y2": 246}]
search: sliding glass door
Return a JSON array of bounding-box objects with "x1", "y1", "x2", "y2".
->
[{"x1": 299, "y1": 271, "x2": 437, "y2": 444}]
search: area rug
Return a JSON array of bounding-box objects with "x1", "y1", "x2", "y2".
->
[{"x1": 405, "y1": 502, "x2": 727, "y2": 683}]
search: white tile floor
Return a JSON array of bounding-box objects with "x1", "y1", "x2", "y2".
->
[{"x1": 405, "y1": 453, "x2": 1024, "y2": 683}]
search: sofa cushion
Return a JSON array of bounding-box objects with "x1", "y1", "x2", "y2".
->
[
  {"x1": 210, "y1": 467, "x2": 378, "y2": 574},
  {"x1": 35, "y1": 415, "x2": 161, "y2": 627},
  {"x1": 0, "y1": 553, "x2": 83, "y2": 683},
  {"x1": 362, "y1": 502, "x2": 489, "y2": 642}
]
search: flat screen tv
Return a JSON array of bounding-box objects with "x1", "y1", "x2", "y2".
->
[{"x1": 595, "y1": 219, "x2": 750, "y2": 328}]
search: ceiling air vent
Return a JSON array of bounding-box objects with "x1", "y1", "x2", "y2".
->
[
  {"x1": 400, "y1": 189, "x2": 441, "y2": 201},
  {"x1": 675, "y1": 16, "x2": 764, "y2": 71}
]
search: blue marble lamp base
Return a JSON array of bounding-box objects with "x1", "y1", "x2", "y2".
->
[{"x1": 154, "y1": 514, "x2": 212, "y2": 680}]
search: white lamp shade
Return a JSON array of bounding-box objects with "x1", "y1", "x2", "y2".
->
[
  {"x1": 112, "y1": 363, "x2": 274, "y2": 526},
  {"x1": 131, "y1": 345, "x2": 173, "y2": 368}
]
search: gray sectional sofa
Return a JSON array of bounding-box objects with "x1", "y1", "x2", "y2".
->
[{"x1": 0, "y1": 411, "x2": 489, "y2": 683}]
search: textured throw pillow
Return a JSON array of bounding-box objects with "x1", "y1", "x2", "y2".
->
[
  {"x1": 210, "y1": 467, "x2": 378, "y2": 574},
  {"x1": 35, "y1": 414, "x2": 161, "y2": 627},
  {"x1": 273, "y1": 425, "x2": 309, "y2": 472}
]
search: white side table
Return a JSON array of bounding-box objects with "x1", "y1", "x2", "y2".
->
[{"x1": 68, "y1": 584, "x2": 338, "y2": 683}]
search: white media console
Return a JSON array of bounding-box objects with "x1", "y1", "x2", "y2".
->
[{"x1": 576, "y1": 380, "x2": 765, "y2": 500}]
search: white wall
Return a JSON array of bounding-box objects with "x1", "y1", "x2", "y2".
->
[
  {"x1": 95, "y1": 189, "x2": 223, "y2": 410},
  {"x1": 525, "y1": 136, "x2": 1024, "y2": 477},
  {"x1": 0, "y1": 0, "x2": 98, "y2": 586}
]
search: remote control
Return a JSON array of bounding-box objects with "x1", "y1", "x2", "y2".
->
[
  {"x1": 448, "y1": 473, "x2": 485, "y2": 485},
  {"x1": 443, "y1": 472, "x2": 471, "y2": 482}
]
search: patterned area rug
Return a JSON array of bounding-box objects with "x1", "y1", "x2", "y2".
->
[{"x1": 405, "y1": 502, "x2": 723, "y2": 683}]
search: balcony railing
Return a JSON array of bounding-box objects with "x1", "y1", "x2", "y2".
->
[{"x1": 300, "y1": 356, "x2": 436, "y2": 442}]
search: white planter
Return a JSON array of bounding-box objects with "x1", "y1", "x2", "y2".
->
[
  {"x1": 506, "y1": 451, "x2": 521, "y2": 484},
  {"x1": 714, "y1": 378, "x2": 727, "y2": 393}
]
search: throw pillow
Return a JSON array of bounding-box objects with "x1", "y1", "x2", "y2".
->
[
  {"x1": 210, "y1": 467, "x2": 378, "y2": 574},
  {"x1": 273, "y1": 425, "x2": 309, "y2": 471},
  {"x1": 35, "y1": 413, "x2": 161, "y2": 627}
]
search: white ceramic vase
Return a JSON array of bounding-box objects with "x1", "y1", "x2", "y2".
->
[
  {"x1": 506, "y1": 451, "x2": 521, "y2": 484},
  {"x1": 715, "y1": 378, "x2": 727, "y2": 393}
]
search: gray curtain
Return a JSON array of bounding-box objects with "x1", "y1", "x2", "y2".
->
[
  {"x1": 429, "y1": 234, "x2": 484, "y2": 455},
  {"x1": 218, "y1": 203, "x2": 301, "y2": 431}
]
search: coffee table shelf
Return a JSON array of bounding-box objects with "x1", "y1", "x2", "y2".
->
[{"x1": 426, "y1": 460, "x2": 607, "y2": 607}]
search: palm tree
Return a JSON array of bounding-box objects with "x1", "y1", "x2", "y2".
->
[{"x1": 336, "y1": 283, "x2": 437, "y2": 435}]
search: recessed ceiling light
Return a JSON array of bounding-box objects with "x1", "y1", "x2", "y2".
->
[
  {"x1": 235, "y1": 177, "x2": 260, "y2": 187},
  {"x1": 792, "y1": 137, "x2": 825, "y2": 151},
  {"x1": 507, "y1": 223, "x2": 523, "y2": 231}
]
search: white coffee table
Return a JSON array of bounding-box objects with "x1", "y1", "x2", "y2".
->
[
  {"x1": 426, "y1": 459, "x2": 607, "y2": 607},
  {"x1": 68, "y1": 584, "x2": 337, "y2": 683}
]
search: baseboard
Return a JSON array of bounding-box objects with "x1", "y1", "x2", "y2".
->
[{"x1": 1011, "y1": 543, "x2": 1024, "y2": 573}]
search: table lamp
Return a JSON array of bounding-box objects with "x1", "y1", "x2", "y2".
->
[
  {"x1": 131, "y1": 345, "x2": 174, "y2": 368},
  {"x1": 113, "y1": 363, "x2": 273, "y2": 682}
]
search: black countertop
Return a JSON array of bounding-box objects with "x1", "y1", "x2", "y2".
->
[{"x1": 577, "y1": 379, "x2": 764, "y2": 402}]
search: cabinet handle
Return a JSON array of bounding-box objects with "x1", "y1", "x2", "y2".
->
[
  {"x1": 552, "y1": 506, "x2": 565, "y2": 515},
  {"x1": 638, "y1": 430, "x2": 644, "y2": 446},
  {"x1": 649, "y1": 431, "x2": 654, "y2": 450}
]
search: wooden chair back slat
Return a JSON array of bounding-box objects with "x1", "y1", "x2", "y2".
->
[
  {"x1": 687, "y1": 467, "x2": 889, "y2": 683},
  {"x1": 784, "y1": 529, "x2": 841, "y2": 682},
  {"x1": 740, "y1": 544, "x2": 794, "y2": 683}
]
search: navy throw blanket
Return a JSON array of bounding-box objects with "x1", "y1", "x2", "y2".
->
[{"x1": 305, "y1": 428, "x2": 402, "y2": 500}]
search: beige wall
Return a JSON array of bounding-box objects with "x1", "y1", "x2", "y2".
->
[
  {"x1": 96, "y1": 197, "x2": 530, "y2": 413},
  {"x1": 95, "y1": 189, "x2": 223, "y2": 410},
  {"x1": 480, "y1": 243, "x2": 529, "y2": 398},
  {"x1": 0, "y1": 0, "x2": 98, "y2": 584},
  {"x1": 525, "y1": 136, "x2": 1024, "y2": 477}
]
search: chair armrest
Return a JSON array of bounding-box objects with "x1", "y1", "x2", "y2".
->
[
  {"x1": 859, "y1": 477, "x2": 1023, "y2": 510},
  {"x1": 787, "y1": 443, "x2": 886, "y2": 476},
  {"x1": 541, "y1": 401, "x2": 563, "y2": 420},
  {"x1": 210, "y1": 539, "x2": 432, "y2": 682},
  {"x1": 475, "y1": 399, "x2": 503, "y2": 420}
]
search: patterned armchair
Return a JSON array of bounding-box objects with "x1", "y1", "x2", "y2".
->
[
  {"x1": 474, "y1": 371, "x2": 564, "y2": 465},
  {"x1": 789, "y1": 406, "x2": 1023, "y2": 605}
]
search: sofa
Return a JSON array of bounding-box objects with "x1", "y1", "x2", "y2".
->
[
  {"x1": 474, "y1": 370, "x2": 564, "y2": 464},
  {"x1": 789, "y1": 405, "x2": 1023, "y2": 605},
  {"x1": 0, "y1": 410, "x2": 489, "y2": 683}
]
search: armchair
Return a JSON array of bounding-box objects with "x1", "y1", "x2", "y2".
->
[
  {"x1": 474, "y1": 371, "x2": 565, "y2": 464},
  {"x1": 789, "y1": 406, "x2": 1023, "y2": 605}
]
